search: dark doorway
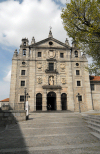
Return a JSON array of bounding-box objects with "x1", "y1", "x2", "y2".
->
[
  {"x1": 47, "y1": 92, "x2": 56, "y2": 110},
  {"x1": 36, "y1": 93, "x2": 42, "y2": 110},
  {"x1": 61, "y1": 93, "x2": 67, "y2": 110}
]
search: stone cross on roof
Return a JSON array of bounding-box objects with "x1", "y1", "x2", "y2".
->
[{"x1": 48, "y1": 26, "x2": 53, "y2": 38}]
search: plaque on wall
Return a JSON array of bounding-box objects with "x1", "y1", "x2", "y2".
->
[
  {"x1": 37, "y1": 77, "x2": 42, "y2": 84},
  {"x1": 48, "y1": 50, "x2": 55, "y2": 58},
  {"x1": 61, "y1": 78, "x2": 66, "y2": 84},
  {"x1": 37, "y1": 62, "x2": 42, "y2": 69},
  {"x1": 60, "y1": 63, "x2": 65, "y2": 70}
]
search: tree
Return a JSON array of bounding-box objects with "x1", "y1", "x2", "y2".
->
[{"x1": 61, "y1": 0, "x2": 100, "y2": 73}]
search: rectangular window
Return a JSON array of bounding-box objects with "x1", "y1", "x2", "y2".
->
[
  {"x1": 21, "y1": 81, "x2": 25, "y2": 86},
  {"x1": 78, "y1": 96, "x2": 82, "y2": 101},
  {"x1": 91, "y1": 84, "x2": 94, "y2": 91},
  {"x1": 38, "y1": 52, "x2": 41, "y2": 57},
  {"x1": 20, "y1": 95, "x2": 24, "y2": 102},
  {"x1": 77, "y1": 81, "x2": 81, "y2": 86},
  {"x1": 49, "y1": 63, "x2": 54, "y2": 71},
  {"x1": 21, "y1": 70, "x2": 25, "y2": 75},
  {"x1": 60, "y1": 53, "x2": 64, "y2": 58},
  {"x1": 76, "y1": 70, "x2": 80, "y2": 75}
]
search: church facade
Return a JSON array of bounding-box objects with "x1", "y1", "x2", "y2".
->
[{"x1": 9, "y1": 30, "x2": 93, "y2": 112}]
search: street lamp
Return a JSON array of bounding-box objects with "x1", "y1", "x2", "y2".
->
[
  {"x1": 24, "y1": 88, "x2": 30, "y2": 109},
  {"x1": 76, "y1": 93, "x2": 81, "y2": 113},
  {"x1": 26, "y1": 93, "x2": 30, "y2": 101},
  {"x1": 24, "y1": 88, "x2": 27, "y2": 110}
]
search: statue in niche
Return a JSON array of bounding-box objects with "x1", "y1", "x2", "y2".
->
[{"x1": 49, "y1": 76, "x2": 54, "y2": 85}]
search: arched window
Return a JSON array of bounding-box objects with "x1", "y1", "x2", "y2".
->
[
  {"x1": 23, "y1": 42, "x2": 26, "y2": 46},
  {"x1": 36, "y1": 93, "x2": 42, "y2": 110},
  {"x1": 75, "y1": 51, "x2": 78, "y2": 57},
  {"x1": 23, "y1": 49, "x2": 26, "y2": 55}
]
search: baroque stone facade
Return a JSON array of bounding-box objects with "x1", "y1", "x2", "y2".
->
[{"x1": 9, "y1": 30, "x2": 94, "y2": 112}]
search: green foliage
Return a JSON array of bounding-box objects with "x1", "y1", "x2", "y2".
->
[{"x1": 61, "y1": 0, "x2": 100, "y2": 73}]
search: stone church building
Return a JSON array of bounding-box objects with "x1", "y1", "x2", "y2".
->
[{"x1": 9, "y1": 30, "x2": 100, "y2": 112}]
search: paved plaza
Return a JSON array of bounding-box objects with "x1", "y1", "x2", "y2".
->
[{"x1": 0, "y1": 112, "x2": 100, "y2": 154}]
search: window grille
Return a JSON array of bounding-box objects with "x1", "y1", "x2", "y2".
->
[
  {"x1": 21, "y1": 70, "x2": 25, "y2": 75},
  {"x1": 49, "y1": 63, "x2": 54, "y2": 71},
  {"x1": 76, "y1": 70, "x2": 80, "y2": 75},
  {"x1": 78, "y1": 96, "x2": 82, "y2": 101},
  {"x1": 77, "y1": 81, "x2": 81, "y2": 86},
  {"x1": 38, "y1": 52, "x2": 41, "y2": 57},
  {"x1": 20, "y1": 95, "x2": 24, "y2": 102},
  {"x1": 60, "y1": 53, "x2": 64, "y2": 58},
  {"x1": 21, "y1": 81, "x2": 25, "y2": 86}
]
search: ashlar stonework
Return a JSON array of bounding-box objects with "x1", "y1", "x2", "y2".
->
[{"x1": 9, "y1": 30, "x2": 94, "y2": 112}]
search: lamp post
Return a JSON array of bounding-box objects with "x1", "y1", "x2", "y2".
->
[
  {"x1": 24, "y1": 88, "x2": 30, "y2": 120},
  {"x1": 24, "y1": 87, "x2": 27, "y2": 110},
  {"x1": 76, "y1": 93, "x2": 81, "y2": 113}
]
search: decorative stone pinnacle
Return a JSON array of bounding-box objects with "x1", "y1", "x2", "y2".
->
[{"x1": 48, "y1": 29, "x2": 53, "y2": 38}]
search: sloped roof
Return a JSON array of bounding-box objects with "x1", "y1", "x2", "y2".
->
[
  {"x1": 30, "y1": 37, "x2": 71, "y2": 49},
  {"x1": 0, "y1": 98, "x2": 9, "y2": 102},
  {"x1": 90, "y1": 76, "x2": 100, "y2": 81}
]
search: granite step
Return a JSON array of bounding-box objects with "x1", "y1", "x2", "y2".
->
[
  {"x1": 83, "y1": 117, "x2": 100, "y2": 123},
  {"x1": 83, "y1": 116, "x2": 100, "y2": 121},
  {"x1": 86, "y1": 121, "x2": 100, "y2": 129},
  {"x1": 90, "y1": 132, "x2": 100, "y2": 140},
  {"x1": 88, "y1": 125, "x2": 100, "y2": 134}
]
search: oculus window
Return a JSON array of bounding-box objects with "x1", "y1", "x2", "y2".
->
[
  {"x1": 22, "y1": 62, "x2": 25, "y2": 65},
  {"x1": 76, "y1": 63, "x2": 79, "y2": 66},
  {"x1": 49, "y1": 41, "x2": 53, "y2": 45},
  {"x1": 21, "y1": 81, "x2": 25, "y2": 86}
]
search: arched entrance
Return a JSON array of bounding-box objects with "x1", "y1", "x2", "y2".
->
[
  {"x1": 36, "y1": 93, "x2": 42, "y2": 110},
  {"x1": 61, "y1": 93, "x2": 67, "y2": 110},
  {"x1": 47, "y1": 92, "x2": 56, "y2": 110}
]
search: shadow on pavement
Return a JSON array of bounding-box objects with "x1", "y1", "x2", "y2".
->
[{"x1": 0, "y1": 109, "x2": 29, "y2": 154}]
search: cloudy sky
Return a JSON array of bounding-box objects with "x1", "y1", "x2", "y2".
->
[{"x1": 0, "y1": 0, "x2": 91, "y2": 100}]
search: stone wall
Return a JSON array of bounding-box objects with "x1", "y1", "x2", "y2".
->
[
  {"x1": 0, "y1": 110, "x2": 26, "y2": 126},
  {"x1": 0, "y1": 103, "x2": 24, "y2": 110}
]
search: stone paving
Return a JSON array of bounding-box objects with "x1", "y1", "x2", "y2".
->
[{"x1": 0, "y1": 112, "x2": 100, "y2": 154}]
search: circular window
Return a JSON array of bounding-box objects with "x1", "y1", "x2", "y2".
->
[
  {"x1": 49, "y1": 41, "x2": 53, "y2": 45},
  {"x1": 76, "y1": 63, "x2": 79, "y2": 66},
  {"x1": 22, "y1": 62, "x2": 25, "y2": 65}
]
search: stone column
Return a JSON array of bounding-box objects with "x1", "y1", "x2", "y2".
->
[
  {"x1": 42, "y1": 90, "x2": 47, "y2": 111},
  {"x1": 56, "y1": 90, "x2": 61, "y2": 110}
]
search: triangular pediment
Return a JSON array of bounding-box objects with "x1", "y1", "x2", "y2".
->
[{"x1": 30, "y1": 37, "x2": 70, "y2": 49}]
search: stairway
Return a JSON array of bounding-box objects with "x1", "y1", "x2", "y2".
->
[{"x1": 83, "y1": 115, "x2": 100, "y2": 140}]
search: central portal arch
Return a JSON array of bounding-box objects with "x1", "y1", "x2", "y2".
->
[{"x1": 47, "y1": 92, "x2": 56, "y2": 110}]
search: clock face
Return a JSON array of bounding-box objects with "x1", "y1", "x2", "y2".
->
[{"x1": 48, "y1": 50, "x2": 55, "y2": 58}]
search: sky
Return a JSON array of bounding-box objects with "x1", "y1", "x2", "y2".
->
[{"x1": 0, "y1": 0, "x2": 92, "y2": 100}]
